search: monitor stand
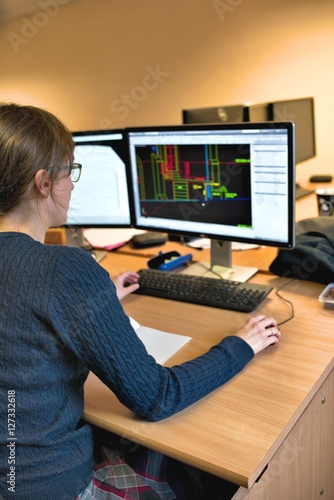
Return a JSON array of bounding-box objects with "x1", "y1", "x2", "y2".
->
[
  {"x1": 181, "y1": 239, "x2": 258, "y2": 283},
  {"x1": 65, "y1": 228, "x2": 107, "y2": 263}
]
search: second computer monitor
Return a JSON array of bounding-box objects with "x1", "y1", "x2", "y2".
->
[
  {"x1": 267, "y1": 97, "x2": 316, "y2": 164},
  {"x1": 67, "y1": 129, "x2": 132, "y2": 228},
  {"x1": 182, "y1": 98, "x2": 315, "y2": 165}
]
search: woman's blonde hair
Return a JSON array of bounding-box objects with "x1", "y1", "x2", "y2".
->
[{"x1": 0, "y1": 102, "x2": 74, "y2": 215}]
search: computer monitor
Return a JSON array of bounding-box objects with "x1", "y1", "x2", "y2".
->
[
  {"x1": 267, "y1": 98, "x2": 316, "y2": 200},
  {"x1": 126, "y1": 122, "x2": 295, "y2": 282},
  {"x1": 65, "y1": 129, "x2": 132, "y2": 248},
  {"x1": 182, "y1": 104, "x2": 247, "y2": 124},
  {"x1": 267, "y1": 97, "x2": 315, "y2": 164}
]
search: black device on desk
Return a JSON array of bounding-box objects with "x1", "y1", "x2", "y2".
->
[
  {"x1": 125, "y1": 121, "x2": 295, "y2": 285},
  {"x1": 309, "y1": 175, "x2": 333, "y2": 183},
  {"x1": 131, "y1": 231, "x2": 168, "y2": 248}
]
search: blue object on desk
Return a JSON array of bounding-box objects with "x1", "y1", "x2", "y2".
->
[{"x1": 148, "y1": 251, "x2": 193, "y2": 271}]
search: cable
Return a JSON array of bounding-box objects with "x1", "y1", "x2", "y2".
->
[
  {"x1": 275, "y1": 279, "x2": 296, "y2": 326},
  {"x1": 190, "y1": 261, "x2": 296, "y2": 325},
  {"x1": 192, "y1": 261, "x2": 226, "y2": 279}
]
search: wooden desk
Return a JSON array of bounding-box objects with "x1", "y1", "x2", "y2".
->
[{"x1": 84, "y1": 251, "x2": 334, "y2": 499}]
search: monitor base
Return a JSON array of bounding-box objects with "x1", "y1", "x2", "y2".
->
[{"x1": 181, "y1": 261, "x2": 258, "y2": 283}]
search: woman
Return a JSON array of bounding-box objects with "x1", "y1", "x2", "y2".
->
[{"x1": 0, "y1": 102, "x2": 281, "y2": 500}]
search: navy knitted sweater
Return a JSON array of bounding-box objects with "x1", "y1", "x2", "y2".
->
[{"x1": 0, "y1": 232, "x2": 254, "y2": 499}]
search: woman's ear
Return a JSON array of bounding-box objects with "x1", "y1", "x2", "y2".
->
[{"x1": 34, "y1": 169, "x2": 51, "y2": 197}]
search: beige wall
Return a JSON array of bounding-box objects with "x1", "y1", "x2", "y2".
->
[{"x1": 0, "y1": 0, "x2": 333, "y2": 184}]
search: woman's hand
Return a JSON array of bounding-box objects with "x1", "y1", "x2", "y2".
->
[
  {"x1": 235, "y1": 314, "x2": 281, "y2": 354},
  {"x1": 113, "y1": 271, "x2": 140, "y2": 300}
]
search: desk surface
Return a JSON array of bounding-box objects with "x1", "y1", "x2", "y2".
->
[
  {"x1": 84, "y1": 190, "x2": 334, "y2": 488},
  {"x1": 84, "y1": 249, "x2": 334, "y2": 488}
]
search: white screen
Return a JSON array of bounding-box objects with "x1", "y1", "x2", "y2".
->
[{"x1": 66, "y1": 131, "x2": 131, "y2": 227}]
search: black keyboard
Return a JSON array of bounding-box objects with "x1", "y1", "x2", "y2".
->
[{"x1": 135, "y1": 269, "x2": 273, "y2": 312}]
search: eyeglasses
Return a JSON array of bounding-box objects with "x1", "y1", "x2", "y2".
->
[{"x1": 47, "y1": 163, "x2": 82, "y2": 183}]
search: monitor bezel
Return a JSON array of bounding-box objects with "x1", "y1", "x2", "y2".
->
[{"x1": 126, "y1": 121, "x2": 295, "y2": 249}]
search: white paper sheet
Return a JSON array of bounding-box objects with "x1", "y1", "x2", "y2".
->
[
  {"x1": 129, "y1": 317, "x2": 192, "y2": 365},
  {"x1": 84, "y1": 228, "x2": 144, "y2": 249}
]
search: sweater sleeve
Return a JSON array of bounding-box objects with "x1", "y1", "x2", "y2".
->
[{"x1": 48, "y1": 249, "x2": 254, "y2": 421}]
